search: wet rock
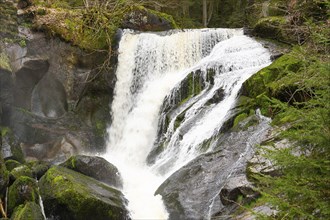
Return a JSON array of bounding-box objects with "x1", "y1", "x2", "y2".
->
[
  {"x1": 39, "y1": 166, "x2": 129, "y2": 220},
  {"x1": 8, "y1": 176, "x2": 39, "y2": 214},
  {"x1": 219, "y1": 175, "x2": 259, "y2": 206},
  {"x1": 10, "y1": 202, "x2": 44, "y2": 220},
  {"x1": 61, "y1": 155, "x2": 123, "y2": 188},
  {"x1": 156, "y1": 113, "x2": 271, "y2": 219}
]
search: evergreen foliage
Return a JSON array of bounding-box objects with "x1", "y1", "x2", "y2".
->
[{"x1": 243, "y1": 1, "x2": 330, "y2": 218}]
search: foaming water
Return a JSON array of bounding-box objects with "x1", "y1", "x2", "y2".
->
[{"x1": 103, "y1": 29, "x2": 271, "y2": 219}]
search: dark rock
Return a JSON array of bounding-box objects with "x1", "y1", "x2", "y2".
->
[
  {"x1": 270, "y1": 52, "x2": 283, "y2": 61},
  {"x1": 1, "y1": 27, "x2": 113, "y2": 162},
  {"x1": 206, "y1": 88, "x2": 225, "y2": 105},
  {"x1": 122, "y1": 8, "x2": 176, "y2": 31},
  {"x1": 5, "y1": 159, "x2": 21, "y2": 171},
  {"x1": 13, "y1": 57, "x2": 50, "y2": 110},
  {"x1": 27, "y1": 160, "x2": 51, "y2": 179},
  {"x1": 11, "y1": 202, "x2": 44, "y2": 220},
  {"x1": 219, "y1": 175, "x2": 260, "y2": 206},
  {"x1": 8, "y1": 176, "x2": 39, "y2": 214},
  {"x1": 9, "y1": 165, "x2": 33, "y2": 183},
  {"x1": 156, "y1": 112, "x2": 271, "y2": 219},
  {"x1": 17, "y1": 0, "x2": 32, "y2": 9},
  {"x1": 39, "y1": 166, "x2": 129, "y2": 220},
  {"x1": 31, "y1": 73, "x2": 68, "y2": 118},
  {"x1": 61, "y1": 155, "x2": 123, "y2": 188}
]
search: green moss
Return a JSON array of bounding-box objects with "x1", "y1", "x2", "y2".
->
[
  {"x1": 10, "y1": 165, "x2": 33, "y2": 182},
  {"x1": 11, "y1": 202, "x2": 44, "y2": 220},
  {"x1": 39, "y1": 166, "x2": 127, "y2": 219},
  {"x1": 0, "y1": 126, "x2": 10, "y2": 137},
  {"x1": 244, "y1": 50, "x2": 302, "y2": 99},
  {"x1": 0, "y1": 52, "x2": 11, "y2": 71},
  {"x1": 233, "y1": 113, "x2": 248, "y2": 128},
  {"x1": 146, "y1": 7, "x2": 178, "y2": 29}
]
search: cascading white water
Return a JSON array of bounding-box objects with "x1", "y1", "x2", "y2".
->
[{"x1": 103, "y1": 28, "x2": 271, "y2": 219}]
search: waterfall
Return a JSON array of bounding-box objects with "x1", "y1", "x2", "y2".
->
[{"x1": 103, "y1": 28, "x2": 271, "y2": 219}]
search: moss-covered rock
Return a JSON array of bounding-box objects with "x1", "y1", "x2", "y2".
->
[
  {"x1": 8, "y1": 176, "x2": 39, "y2": 214},
  {"x1": 122, "y1": 6, "x2": 177, "y2": 31},
  {"x1": 1, "y1": 129, "x2": 25, "y2": 163},
  {"x1": 253, "y1": 16, "x2": 289, "y2": 42},
  {"x1": 241, "y1": 50, "x2": 303, "y2": 116},
  {"x1": 39, "y1": 166, "x2": 128, "y2": 220},
  {"x1": 10, "y1": 165, "x2": 33, "y2": 182},
  {"x1": 27, "y1": 160, "x2": 51, "y2": 179},
  {"x1": 60, "y1": 155, "x2": 123, "y2": 188},
  {"x1": 10, "y1": 202, "x2": 44, "y2": 220}
]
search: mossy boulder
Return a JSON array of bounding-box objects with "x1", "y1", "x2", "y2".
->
[
  {"x1": 8, "y1": 176, "x2": 39, "y2": 214},
  {"x1": 39, "y1": 166, "x2": 128, "y2": 220},
  {"x1": 5, "y1": 159, "x2": 21, "y2": 171},
  {"x1": 1, "y1": 129, "x2": 25, "y2": 163},
  {"x1": 10, "y1": 202, "x2": 44, "y2": 220},
  {"x1": 253, "y1": 16, "x2": 289, "y2": 42},
  {"x1": 27, "y1": 160, "x2": 51, "y2": 179},
  {"x1": 241, "y1": 51, "x2": 302, "y2": 116},
  {"x1": 10, "y1": 165, "x2": 33, "y2": 182},
  {"x1": 60, "y1": 155, "x2": 123, "y2": 188},
  {"x1": 122, "y1": 6, "x2": 177, "y2": 31}
]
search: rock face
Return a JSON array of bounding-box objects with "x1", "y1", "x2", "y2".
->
[
  {"x1": 0, "y1": 27, "x2": 113, "y2": 162},
  {"x1": 61, "y1": 155, "x2": 123, "y2": 188},
  {"x1": 156, "y1": 113, "x2": 271, "y2": 219},
  {"x1": 39, "y1": 166, "x2": 129, "y2": 220}
]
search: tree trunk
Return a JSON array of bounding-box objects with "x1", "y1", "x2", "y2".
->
[{"x1": 203, "y1": 0, "x2": 207, "y2": 27}]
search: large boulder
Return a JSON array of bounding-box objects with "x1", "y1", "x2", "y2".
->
[
  {"x1": 8, "y1": 176, "x2": 39, "y2": 214},
  {"x1": 39, "y1": 166, "x2": 129, "y2": 220},
  {"x1": 61, "y1": 155, "x2": 123, "y2": 188},
  {"x1": 10, "y1": 202, "x2": 44, "y2": 220},
  {"x1": 156, "y1": 112, "x2": 271, "y2": 219}
]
